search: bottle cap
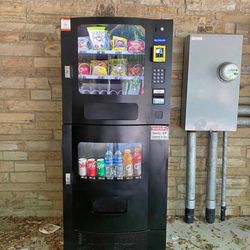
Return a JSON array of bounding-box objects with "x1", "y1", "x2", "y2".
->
[
  {"x1": 134, "y1": 147, "x2": 141, "y2": 153},
  {"x1": 124, "y1": 149, "x2": 131, "y2": 154},
  {"x1": 97, "y1": 159, "x2": 104, "y2": 164}
]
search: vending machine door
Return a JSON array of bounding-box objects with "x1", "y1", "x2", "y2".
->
[
  {"x1": 61, "y1": 17, "x2": 173, "y2": 125},
  {"x1": 63, "y1": 124, "x2": 169, "y2": 249}
]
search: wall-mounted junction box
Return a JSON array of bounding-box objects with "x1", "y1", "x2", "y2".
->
[{"x1": 181, "y1": 34, "x2": 243, "y2": 131}]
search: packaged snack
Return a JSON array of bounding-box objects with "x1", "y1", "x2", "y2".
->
[
  {"x1": 78, "y1": 63, "x2": 90, "y2": 76},
  {"x1": 128, "y1": 63, "x2": 143, "y2": 76},
  {"x1": 111, "y1": 36, "x2": 127, "y2": 51},
  {"x1": 78, "y1": 37, "x2": 89, "y2": 52},
  {"x1": 87, "y1": 26, "x2": 110, "y2": 50},
  {"x1": 127, "y1": 80, "x2": 142, "y2": 95},
  {"x1": 91, "y1": 60, "x2": 108, "y2": 76},
  {"x1": 127, "y1": 40, "x2": 145, "y2": 53},
  {"x1": 110, "y1": 59, "x2": 127, "y2": 76}
]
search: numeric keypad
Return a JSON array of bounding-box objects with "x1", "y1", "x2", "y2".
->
[{"x1": 152, "y1": 68, "x2": 165, "y2": 84}]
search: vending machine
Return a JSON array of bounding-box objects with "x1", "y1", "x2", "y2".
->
[{"x1": 61, "y1": 17, "x2": 173, "y2": 250}]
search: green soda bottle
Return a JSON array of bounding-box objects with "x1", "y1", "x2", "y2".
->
[{"x1": 97, "y1": 159, "x2": 105, "y2": 177}]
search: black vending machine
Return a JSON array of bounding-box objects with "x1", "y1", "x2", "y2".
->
[{"x1": 61, "y1": 17, "x2": 173, "y2": 250}]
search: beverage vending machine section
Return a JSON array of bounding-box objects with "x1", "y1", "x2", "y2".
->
[
  {"x1": 61, "y1": 17, "x2": 173, "y2": 250},
  {"x1": 78, "y1": 142, "x2": 142, "y2": 180}
]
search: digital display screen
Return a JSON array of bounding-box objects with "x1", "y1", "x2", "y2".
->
[{"x1": 156, "y1": 48, "x2": 164, "y2": 58}]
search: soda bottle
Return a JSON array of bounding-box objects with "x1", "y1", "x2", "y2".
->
[
  {"x1": 133, "y1": 147, "x2": 142, "y2": 177},
  {"x1": 123, "y1": 149, "x2": 133, "y2": 177},
  {"x1": 79, "y1": 158, "x2": 87, "y2": 177},
  {"x1": 114, "y1": 146, "x2": 123, "y2": 178},
  {"x1": 97, "y1": 158, "x2": 105, "y2": 177},
  {"x1": 87, "y1": 159, "x2": 96, "y2": 177},
  {"x1": 104, "y1": 145, "x2": 114, "y2": 178}
]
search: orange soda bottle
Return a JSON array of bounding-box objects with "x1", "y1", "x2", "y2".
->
[{"x1": 123, "y1": 149, "x2": 133, "y2": 177}]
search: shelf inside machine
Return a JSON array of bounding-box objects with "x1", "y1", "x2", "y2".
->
[
  {"x1": 78, "y1": 75, "x2": 144, "y2": 81},
  {"x1": 79, "y1": 49, "x2": 145, "y2": 56}
]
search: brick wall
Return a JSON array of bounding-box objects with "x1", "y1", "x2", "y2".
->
[{"x1": 0, "y1": 0, "x2": 249, "y2": 217}]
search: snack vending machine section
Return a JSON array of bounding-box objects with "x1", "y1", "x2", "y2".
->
[
  {"x1": 61, "y1": 17, "x2": 173, "y2": 250},
  {"x1": 78, "y1": 24, "x2": 145, "y2": 96}
]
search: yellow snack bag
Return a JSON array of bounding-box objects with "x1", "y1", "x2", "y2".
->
[
  {"x1": 91, "y1": 60, "x2": 108, "y2": 76},
  {"x1": 111, "y1": 36, "x2": 127, "y2": 51},
  {"x1": 110, "y1": 59, "x2": 127, "y2": 76}
]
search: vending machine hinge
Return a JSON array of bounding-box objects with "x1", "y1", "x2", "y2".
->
[
  {"x1": 65, "y1": 173, "x2": 71, "y2": 185},
  {"x1": 64, "y1": 65, "x2": 72, "y2": 79}
]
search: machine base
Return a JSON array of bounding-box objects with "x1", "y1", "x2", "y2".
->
[{"x1": 65, "y1": 230, "x2": 166, "y2": 250}]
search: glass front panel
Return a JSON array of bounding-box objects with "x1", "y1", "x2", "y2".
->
[
  {"x1": 78, "y1": 143, "x2": 142, "y2": 180},
  {"x1": 78, "y1": 24, "x2": 145, "y2": 95}
]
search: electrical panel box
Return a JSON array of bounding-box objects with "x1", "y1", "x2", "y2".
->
[{"x1": 181, "y1": 34, "x2": 243, "y2": 131}]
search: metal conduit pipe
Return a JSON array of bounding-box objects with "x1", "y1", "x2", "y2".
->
[
  {"x1": 221, "y1": 131, "x2": 227, "y2": 221},
  {"x1": 185, "y1": 131, "x2": 196, "y2": 224},
  {"x1": 238, "y1": 117, "x2": 250, "y2": 126},
  {"x1": 238, "y1": 105, "x2": 250, "y2": 117},
  {"x1": 206, "y1": 131, "x2": 218, "y2": 224},
  {"x1": 220, "y1": 109, "x2": 250, "y2": 222}
]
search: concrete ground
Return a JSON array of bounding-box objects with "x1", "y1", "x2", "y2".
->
[
  {"x1": 0, "y1": 216, "x2": 249, "y2": 249},
  {"x1": 167, "y1": 217, "x2": 250, "y2": 250}
]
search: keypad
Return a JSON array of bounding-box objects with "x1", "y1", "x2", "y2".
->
[{"x1": 153, "y1": 68, "x2": 165, "y2": 84}]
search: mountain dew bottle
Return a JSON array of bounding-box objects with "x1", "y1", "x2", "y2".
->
[{"x1": 97, "y1": 159, "x2": 105, "y2": 177}]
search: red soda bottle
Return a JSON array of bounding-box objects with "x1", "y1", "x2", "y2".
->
[
  {"x1": 133, "y1": 147, "x2": 142, "y2": 177},
  {"x1": 87, "y1": 159, "x2": 96, "y2": 177}
]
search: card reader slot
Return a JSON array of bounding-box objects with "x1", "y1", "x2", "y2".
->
[{"x1": 153, "y1": 93, "x2": 165, "y2": 98}]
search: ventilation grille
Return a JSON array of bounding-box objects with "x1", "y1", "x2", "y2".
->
[{"x1": 76, "y1": 231, "x2": 147, "y2": 250}]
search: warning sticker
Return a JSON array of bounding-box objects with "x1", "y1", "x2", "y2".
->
[
  {"x1": 61, "y1": 17, "x2": 71, "y2": 31},
  {"x1": 150, "y1": 126, "x2": 169, "y2": 140}
]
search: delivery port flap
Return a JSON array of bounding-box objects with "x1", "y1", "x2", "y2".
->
[
  {"x1": 84, "y1": 103, "x2": 138, "y2": 120},
  {"x1": 92, "y1": 197, "x2": 127, "y2": 214}
]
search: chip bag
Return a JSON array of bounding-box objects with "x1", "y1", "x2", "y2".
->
[
  {"x1": 111, "y1": 36, "x2": 127, "y2": 51},
  {"x1": 87, "y1": 26, "x2": 110, "y2": 50},
  {"x1": 110, "y1": 59, "x2": 127, "y2": 76},
  {"x1": 128, "y1": 63, "x2": 143, "y2": 76},
  {"x1": 91, "y1": 60, "x2": 108, "y2": 76},
  {"x1": 78, "y1": 37, "x2": 89, "y2": 52},
  {"x1": 127, "y1": 40, "x2": 145, "y2": 53},
  {"x1": 78, "y1": 63, "x2": 90, "y2": 76}
]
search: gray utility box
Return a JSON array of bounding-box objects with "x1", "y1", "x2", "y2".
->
[{"x1": 181, "y1": 34, "x2": 243, "y2": 131}]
